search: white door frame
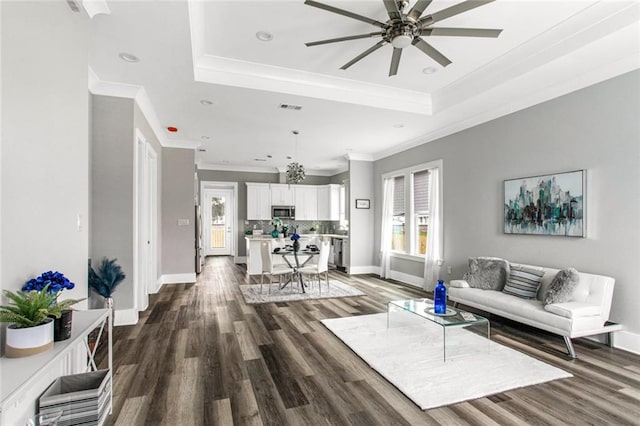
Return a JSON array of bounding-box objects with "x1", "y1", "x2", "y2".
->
[
  {"x1": 200, "y1": 181, "x2": 238, "y2": 258},
  {"x1": 133, "y1": 129, "x2": 159, "y2": 312},
  {"x1": 146, "y1": 145, "x2": 159, "y2": 294}
]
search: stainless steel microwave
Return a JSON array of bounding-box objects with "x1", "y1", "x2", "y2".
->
[{"x1": 272, "y1": 205, "x2": 295, "y2": 219}]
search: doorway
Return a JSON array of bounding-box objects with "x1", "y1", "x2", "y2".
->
[
  {"x1": 134, "y1": 129, "x2": 159, "y2": 312},
  {"x1": 201, "y1": 182, "x2": 237, "y2": 257}
]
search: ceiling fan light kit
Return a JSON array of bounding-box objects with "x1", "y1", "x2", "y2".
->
[{"x1": 304, "y1": 0, "x2": 502, "y2": 76}]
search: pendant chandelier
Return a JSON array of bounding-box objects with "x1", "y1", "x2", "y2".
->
[{"x1": 286, "y1": 130, "x2": 306, "y2": 184}]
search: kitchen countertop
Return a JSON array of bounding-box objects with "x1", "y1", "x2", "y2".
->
[{"x1": 245, "y1": 233, "x2": 348, "y2": 240}]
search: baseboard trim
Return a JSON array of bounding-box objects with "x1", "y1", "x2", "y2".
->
[
  {"x1": 614, "y1": 329, "x2": 640, "y2": 355},
  {"x1": 388, "y1": 270, "x2": 424, "y2": 288},
  {"x1": 234, "y1": 256, "x2": 246, "y2": 264},
  {"x1": 114, "y1": 308, "x2": 138, "y2": 326},
  {"x1": 161, "y1": 273, "x2": 197, "y2": 284},
  {"x1": 347, "y1": 266, "x2": 381, "y2": 275}
]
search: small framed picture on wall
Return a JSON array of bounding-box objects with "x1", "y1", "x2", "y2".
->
[{"x1": 355, "y1": 199, "x2": 370, "y2": 209}]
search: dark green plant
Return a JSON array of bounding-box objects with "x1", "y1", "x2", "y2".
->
[
  {"x1": 88, "y1": 258, "x2": 126, "y2": 298},
  {"x1": 0, "y1": 285, "x2": 56, "y2": 328}
]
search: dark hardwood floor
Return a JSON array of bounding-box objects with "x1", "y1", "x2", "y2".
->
[{"x1": 103, "y1": 256, "x2": 640, "y2": 425}]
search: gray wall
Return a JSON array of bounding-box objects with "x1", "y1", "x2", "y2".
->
[
  {"x1": 348, "y1": 160, "x2": 375, "y2": 270},
  {"x1": 1, "y1": 1, "x2": 89, "y2": 307},
  {"x1": 331, "y1": 170, "x2": 349, "y2": 184},
  {"x1": 373, "y1": 70, "x2": 640, "y2": 336},
  {"x1": 91, "y1": 96, "x2": 135, "y2": 310},
  {"x1": 162, "y1": 148, "x2": 196, "y2": 274}
]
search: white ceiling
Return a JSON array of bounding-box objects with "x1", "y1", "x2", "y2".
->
[{"x1": 88, "y1": 0, "x2": 640, "y2": 175}]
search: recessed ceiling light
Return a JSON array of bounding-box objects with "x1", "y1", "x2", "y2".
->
[
  {"x1": 286, "y1": 156, "x2": 292, "y2": 160},
  {"x1": 267, "y1": 155, "x2": 272, "y2": 158},
  {"x1": 201, "y1": 136, "x2": 210, "y2": 140},
  {"x1": 118, "y1": 52, "x2": 139, "y2": 63},
  {"x1": 200, "y1": 99, "x2": 214, "y2": 106},
  {"x1": 256, "y1": 31, "x2": 274, "y2": 42},
  {"x1": 422, "y1": 67, "x2": 437, "y2": 74},
  {"x1": 393, "y1": 123, "x2": 405, "y2": 128},
  {"x1": 198, "y1": 148, "x2": 207, "y2": 152}
]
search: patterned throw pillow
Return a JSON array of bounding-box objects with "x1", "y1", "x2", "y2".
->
[
  {"x1": 503, "y1": 265, "x2": 545, "y2": 299},
  {"x1": 462, "y1": 257, "x2": 510, "y2": 290},
  {"x1": 544, "y1": 267, "x2": 580, "y2": 306}
]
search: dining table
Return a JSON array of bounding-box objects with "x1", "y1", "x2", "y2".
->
[{"x1": 272, "y1": 248, "x2": 319, "y2": 293}]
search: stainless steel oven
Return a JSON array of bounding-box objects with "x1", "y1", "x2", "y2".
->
[{"x1": 272, "y1": 205, "x2": 295, "y2": 219}]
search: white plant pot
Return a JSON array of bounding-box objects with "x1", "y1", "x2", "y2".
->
[{"x1": 5, "y1": 318, "x2": 54, "y2": 358}]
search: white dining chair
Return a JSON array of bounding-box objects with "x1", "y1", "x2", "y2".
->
[
  {"x1": 298, "y1": 240, "x2": 331, "y2": 294},
  {"x1": 260, "y1": 241, "x2": 293, "y2": 293}
]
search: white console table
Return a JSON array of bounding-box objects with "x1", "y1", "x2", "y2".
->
[{"x1": 0, "y1": 309, "x2": 112, "y2": 424}]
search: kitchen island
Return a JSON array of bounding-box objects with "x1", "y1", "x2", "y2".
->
[{"x1": 245, "y1": 234, "x2": 348, "y2": 275}]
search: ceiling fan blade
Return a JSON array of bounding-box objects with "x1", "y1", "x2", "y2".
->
[
  {"x1": 412, "y1": 38, "x2": 451, "y2": 67},
  {"x1": 306, "y1": 32, "x2": 384, "y2": 47},
  {"x1": 422, "y1": 27, "x2": 502, "y2": 38},
  {"x1": 407, "y1": 0, "x2": 433, "y2": 21},
  {"x1": 389, "y1": 47, "x2": 402, "y2": 76},
  {"x1": 304, "y1": 0, "x2": 387, "y2": 29},
  {"x1": 383, "y1": 0, "x2": 402, "y2": 21},
  {"x1": 340, "y1": 40, "x2": 387, "y2": 70},
  {"x1": 420, "y1": 0, "x2": 494, "y2": 26}
]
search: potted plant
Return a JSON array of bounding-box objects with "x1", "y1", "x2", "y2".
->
[
  {"x1": 23, "y1": 271, "x2": 84, "y2": 341},
  {"x1": 0, "y1": 284, "x2": 80, "y2": 357},
  {"x1": 88, "y1": 258, "x2": 126, "y2": 312},
  {"x1": 270, "y1": 218, "x2": 282, "y2": 238}
]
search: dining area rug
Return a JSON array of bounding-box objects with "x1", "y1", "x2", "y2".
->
[
  {"x1": 240, "y1": 280, "x2": 365, "y2": 304},
  {"x1": 321, "y1": 313, "x2": 572, "y2": 410}
]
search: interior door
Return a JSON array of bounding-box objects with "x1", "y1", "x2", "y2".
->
[{"x1": 204, "y1": 188, "x2": 234, "y2": 256}]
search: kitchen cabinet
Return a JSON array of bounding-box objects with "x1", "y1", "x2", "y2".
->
[
  {"x1": 317, "y1": 184, "x2": 341, "y2": 220},
  {"x1": 271, "y1": 184, "x2": 294, "y2": 206},
  {"x1": 246, "y1": 183, "x2": 271, "y2": 220},
  {"x1": 294, "y1": 185, "x2": 318, "y2": 221}
]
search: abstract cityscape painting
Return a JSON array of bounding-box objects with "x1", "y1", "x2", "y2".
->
[{"x1": 504, "y1": 170, "x2": 585, "y2": 237}]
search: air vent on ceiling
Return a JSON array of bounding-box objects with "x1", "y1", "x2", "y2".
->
[
  {"x1": 254, "y1": 158, "x2": 267, "y2": 162},
  {"x1": 198, "y1": 148, "x2": 206, "y2": 152},
  {"x1": 279, "y1": 104, "x2": 303, "y2": 111}
]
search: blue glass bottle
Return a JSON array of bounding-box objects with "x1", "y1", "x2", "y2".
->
[{"x1": 434, "y1": 279, "x2": 447, "y2": 314}]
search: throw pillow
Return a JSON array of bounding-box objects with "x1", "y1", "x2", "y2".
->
[
  {"x1": 502, "y1": 265, "x2": 545, "y2": 299},
  {"x1": 544, "y1": 267, "x2": 580, "y2": 305},
  {"x1": 462, "y1": 257, "x2": 509, "y2": 290}
]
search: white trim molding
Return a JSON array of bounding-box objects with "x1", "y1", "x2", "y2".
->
[
  {"x1": 387, "y1": 270, "x2": 424, "y2": 288},
  {"x1": 161, "y1": 273, "x2": 197, "y2": 285},
  {"x1": 114, "y1": 309, "x2": 138, "y2": 326},
  {"x1": 613, "y1": 330, "x2": 640, "y2": 356},
  {"x1": 347, "y1": 266, "x2": 381, "y2": 275}
]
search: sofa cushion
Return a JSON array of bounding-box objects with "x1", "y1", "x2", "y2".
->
[
  {"x1": 503, "y1": 264, "x2": 545, "y2": 299},
  {"x1": 463, "y1": 257, "x2": 509, "y2": 290},
  {"x1": 544, "y1": 302, "x2": 601, "y2": 319},
  {"x1": 544, "y1": 267, "x2": 580, "y2": 305}
]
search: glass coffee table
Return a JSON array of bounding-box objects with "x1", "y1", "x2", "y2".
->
[{"x1": 387, "y1": 298, "x2": 490, "y2": 362}]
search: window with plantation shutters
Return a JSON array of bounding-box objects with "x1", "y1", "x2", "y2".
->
[
  {"x1": 412, "y1": 169, "x2": 430, "y2": 255},
  {"x1": 391, "y1": 176, "x2": 405, "y2": 251}
]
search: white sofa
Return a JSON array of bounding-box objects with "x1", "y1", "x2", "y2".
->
[{"x1": 448, "y1": 262, "x2": 622, "y2": 358}]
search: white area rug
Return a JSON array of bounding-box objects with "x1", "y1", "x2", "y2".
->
[
  {"x1": 322, "y1": 313, "x2": 572, "y2": 410},
  {"x1": 240, "y1": 280, "x2": 365, "y2": 304}
]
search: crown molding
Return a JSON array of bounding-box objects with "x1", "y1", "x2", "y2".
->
[
  {"x1": 164, "y1": 140, "x2": 200, "y2": 150},
  {"x1": 198, "y1": 162, "x2": 343, "y2": 176},
  {"x1": 345, "y1": 152, "x2": 374, "y2": 162},
  {"x1": 89, "y1": 67, "x2": 168, "y2": 147}
]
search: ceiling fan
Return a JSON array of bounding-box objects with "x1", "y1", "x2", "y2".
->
[{"x1": 304, "y1": 0, "x2": 502, "y2": 76}]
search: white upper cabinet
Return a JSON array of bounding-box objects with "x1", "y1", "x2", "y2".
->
[
  {"x1": 270, "y1": 184, "x2": 294, "y2": 206},
  {"x1": 246, "y1": 183, "x2": 271, "y2": 220},
  {"x1": 294, "y1": 185, "x2": 318, "y2": 221},
  {"x1": 317, "y1": 184, "x2": 341, "y2": 220}
]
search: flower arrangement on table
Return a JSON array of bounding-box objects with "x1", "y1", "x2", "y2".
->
[{"x1": 22, "y1": 271, "x2": 84, "y2": 319}]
